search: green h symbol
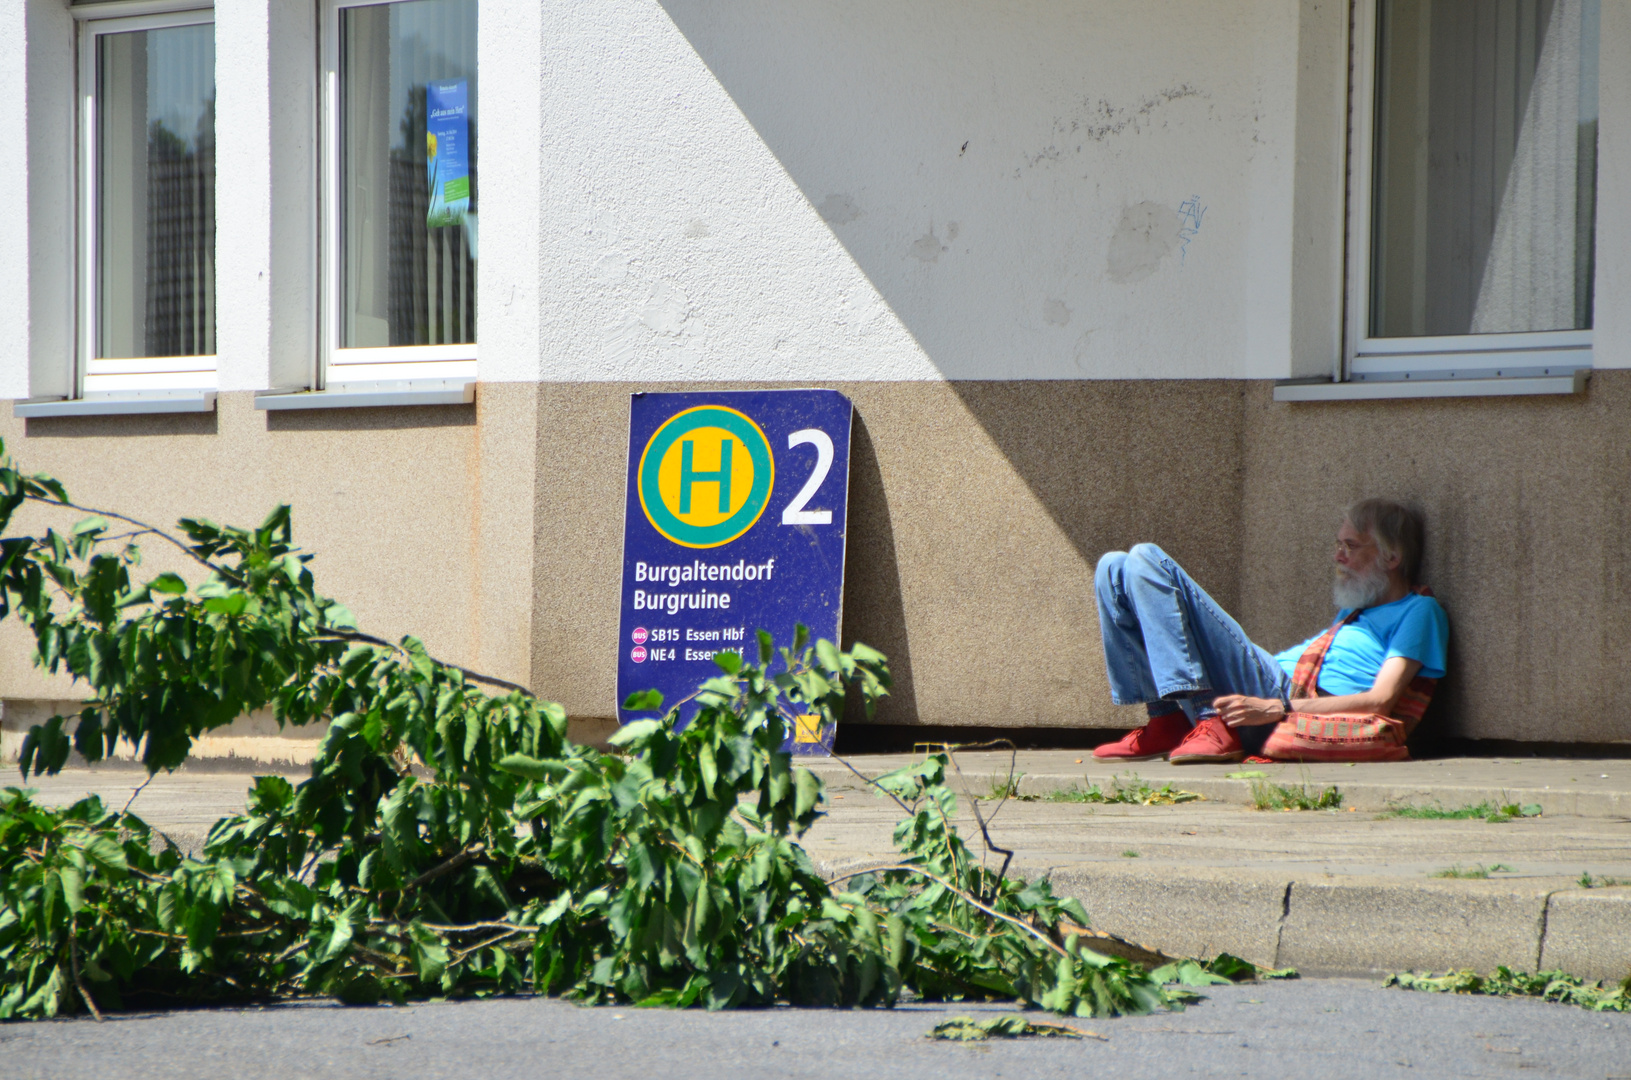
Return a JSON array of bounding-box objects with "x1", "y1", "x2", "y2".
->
[{"x1": 679, "y1": 437, "x2": 733, "y2": 513}]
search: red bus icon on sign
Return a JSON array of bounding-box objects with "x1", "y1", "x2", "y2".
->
[
  {"x1": 631, "y1": 627, "x2": 648, "y2": 645},
  {"x1": 630, "y1": 646, "x2": 648, "y2": 663}
]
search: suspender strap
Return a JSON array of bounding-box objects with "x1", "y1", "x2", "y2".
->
[{"x1": 1287, "y1": 612, "x2": 1359, "y2": 700}]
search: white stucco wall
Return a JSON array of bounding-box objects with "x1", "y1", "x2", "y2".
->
[
  {"x1": 0, "y1": 0, "x2": 74, "y2": 402},
  {"x1": 1593, "y1": 0, "x2": 1631, "y2": 370},
  {"x1": 0, "y1": 0, "x2": 28, "y2": 403},
  {"x1": 1, "y1": 0, "x2": 1623, "y2": 392},
  {"x1": 475, "y1": 0, "x2": 545, "y2": 384},
  {"x1": 530, "y1": 0, "x2": 1338, "y2": 383},
  {"x1": 215, "y1": 0, "x2": 318, "y2": 393}
]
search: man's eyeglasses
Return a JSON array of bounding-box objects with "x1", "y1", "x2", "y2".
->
[{"x1": 1335, "y1": 539, "x2": 1375, "y2": 556}]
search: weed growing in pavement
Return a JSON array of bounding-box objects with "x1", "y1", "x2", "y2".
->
[
  {"x1": 1250, "y1": 779, "x2": 1342, "y2": 811},
  {"x1": 1431, "y1": 864, "x2": 1515, "y2": 879},
  {"x1": 1578, "y1": 872, "x2": 1629, "y2": 888},
  {"x1": 981, "y1": 773, "x2": 1202, "y2": 807},
  {"x1": 1042, "y1": 775, "x2": 1202, "y2": 807},
  {"x1": 1387, "y1": 967, "x2": 1631, "y2": 1012},
  {"x1": 1379, "y1": 801, "x2": 1541, "y2": 823},
  {"x1": 984, "y1": 772, "x2": 1026, "y2": 801},
  {"x1": 1120, "y1": 850, "x2": 1140, "y2": 858}
]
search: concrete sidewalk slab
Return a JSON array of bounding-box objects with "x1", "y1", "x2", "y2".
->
[
  {"x1": 1540, "y1": 889, "x2": 1631, "y2": 977},
  {"x1": 1277, "y1": 879, "x2": 1550, "y2": 978},
  {"x1": 1043, "y1": 866, "x2": 1291, "y2": 968},
  {"x1": 807, "y1": 752, "x2": 1631, "y2": 817},
  {"x1": 12, "y1": 756, "x2": 1631, "y2": 984}
]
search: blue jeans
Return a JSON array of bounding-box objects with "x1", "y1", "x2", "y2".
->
[{"x1": 1096, "y1": 544, "x2": 1292, "y2": 755}]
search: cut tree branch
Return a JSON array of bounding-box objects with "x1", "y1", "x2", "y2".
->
[
  {"x1": 402, "y1": 844, "x2": 486, "y2": 892},
  {"x1": 25, "y1": 495, "x2": 242, "y2": 584},
  {"x1": 825, "y1": 863, "x2": 1067, "y2": 958},
  {"x1": 69, "y1": 921, "x2": 103, "y2": 1021},
  {"x1": 946, "y1": 742, "x2": 1018, "y2": 891},
  {"x1": 316, "y1": 630, "x2": 534, "y2": 697}
]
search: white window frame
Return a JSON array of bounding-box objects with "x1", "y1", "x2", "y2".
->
[
  {"x1": 317, "y1": 0, "x2": 478, "y2": 390},
  {"x1": 75, "y1": 4, "x2": 219, "y2": 401},
  {"x1": 1343, "y1": 0, "x2": 1593, "y2": 387}
]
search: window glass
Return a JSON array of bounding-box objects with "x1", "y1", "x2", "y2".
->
[
  {"x1": 96, "y1": 23, "x2": 215, "y2": 359},
  {"x1": 339, "y1": 0, "x2": 477, "y2": 348},
  {"x1": 1370, "y1": 0, "x2": 1598, "y2": 338}
]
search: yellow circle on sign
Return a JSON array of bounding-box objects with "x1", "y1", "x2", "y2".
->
[{"x1": 654, "y1": 426, "x2": 757, "y2": 528}]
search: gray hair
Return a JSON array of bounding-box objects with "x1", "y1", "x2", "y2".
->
[{"x1": 1346, "y1": 499, "x2": 1425, "y2": 585}]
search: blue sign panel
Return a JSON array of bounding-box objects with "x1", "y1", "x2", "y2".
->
[{"x1": 617, "y1": 390, "x2": 853, "y2": 754}]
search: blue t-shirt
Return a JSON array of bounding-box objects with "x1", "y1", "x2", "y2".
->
[{"x1": 1274, "y1": 593, "x2": 1449, "y2": 696}]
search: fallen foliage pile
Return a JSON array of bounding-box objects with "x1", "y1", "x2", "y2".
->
[
  {"x1": 0, "y1": 446, "x2": 1175, "y2": 1021},
  {"x1": 1386, "y1": 968, "x2": 1631, "y2": 1012}
]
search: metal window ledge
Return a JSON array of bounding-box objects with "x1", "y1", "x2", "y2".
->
[
  {"x1": 14, "y1": 391, "x2": 217, "y2": 418},
  {"x1": 254, "y1": 380, "x2": 475, "y2": 410},
  {"x1": 1274, "y1": 370, "x2": 1589, "y2": 402}
]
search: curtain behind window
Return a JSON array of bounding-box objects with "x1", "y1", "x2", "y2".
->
[
  {"x1": 97, "y1": 24, "x2": 216, "y2": 359},
  {"x1": 1371, "y1": 0, "x2": 1598, "y2": 337}
]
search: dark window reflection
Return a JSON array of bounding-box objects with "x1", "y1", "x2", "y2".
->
[
  {"x1": 97, "y1": 23, "x2": 216, "y2": 359},
  {"x1": 340, "y1": 0, "x2": 477, "y2": 348}
]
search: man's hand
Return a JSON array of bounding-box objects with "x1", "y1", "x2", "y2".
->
[{"x1": 1214, "y1": 694, "x2": 1287, "y2": 728}]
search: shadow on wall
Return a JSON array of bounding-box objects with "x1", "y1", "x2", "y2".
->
[
  {"x1": 656, "y1": 0, "x2": 1243, "y2": 383},
  {"x1": 655, "y1": 0, "x2": 1254, "y2": 597},
  {"x1": 22, "y1": 411, "x2": 219, "y2": 440},
  {"x1": 839, "y1": 410, "x2": 918, "y2": 725},
  {"x1": 264, "y1": 402, "x2": 477, "y2": 433},
  {"x1": 943, "y1": 381, "x2": 1247, "y2": 596}
]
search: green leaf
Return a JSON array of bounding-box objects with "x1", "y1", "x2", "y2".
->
[
  {"x1": 202, "y1": 593, "x2": 249, "y2": 617},
  {"x1": 539, "y1": 892, "x2": 573, "y2": 926},
  {"x1": 814, "y1": 638, "x2": 843, "y2": 675},
  {"x1": 1205, "y1": 953, "x2": 1259, "y2": 982},
  {"x1": 79, "y1": 833, "x2": 128, "y2": 875},
  {"x1": 496, "y1": 754, "x2": 569, "y2": 782},
  {"x1": 621, "y1": 689, "x2": 664, "y2": 712},
  {"x1": 148, "y1": 572, "x2": 188, "y2": 595},
  {"x1": 793, "y1": 768, "x2": 822, "y2": 820},
  {"x1": 319, "y1": 913, "x2": 354, "y2": 962},
  {"x1": 59, "y1": 866, "x2": 84, "y2": 914},
  {"x1": 1151, "y1": 959, "x2": 1232, "y2": 987},
  {"x1": 607, "y1": 719, "x2": 662, "y2": 750}
]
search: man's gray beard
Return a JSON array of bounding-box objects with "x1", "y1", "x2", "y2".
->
[{"x1": 1333, "y1": 564, "x2": 1389, "y2": 610}]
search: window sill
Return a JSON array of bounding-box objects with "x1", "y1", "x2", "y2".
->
[
  {"x1": 1273, "y1": 370, "x2": 1589, "y2": 402},
  {"x1": 14, "y1": 391, "x2": 217, "y2": 418},
  {"x1": 254, "y1": 380, "x2": 475, "y2": 411}
]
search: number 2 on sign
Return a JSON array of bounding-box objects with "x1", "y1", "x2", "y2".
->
[{"x1": 781, "y1": 429, "x2": 833, "y2": 526}]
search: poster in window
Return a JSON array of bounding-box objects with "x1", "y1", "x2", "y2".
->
[{"x1": 425, "y1": 80, "x2": 469, "y2": 228}]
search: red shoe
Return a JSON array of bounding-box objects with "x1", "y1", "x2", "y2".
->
[
  {"x1": 1092, "y1": 712, "x2": 1192, "y2": 761},
  {"x1": 1168, "y1": 717, "x2": 1244, "y2": 764}
]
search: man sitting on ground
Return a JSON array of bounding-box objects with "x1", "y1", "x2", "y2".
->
[{"x1": 1091, "y1": 499, "x2": 1449, "y2": 764}]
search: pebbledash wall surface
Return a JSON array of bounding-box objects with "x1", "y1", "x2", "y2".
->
[{"x1": 1, "y1": 0, "x2": 1629, "y2": 763}]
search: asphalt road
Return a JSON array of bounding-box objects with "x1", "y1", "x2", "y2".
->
[{"x1": 3, "y1": 979, "x2": 1629, "y2": 1080}]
